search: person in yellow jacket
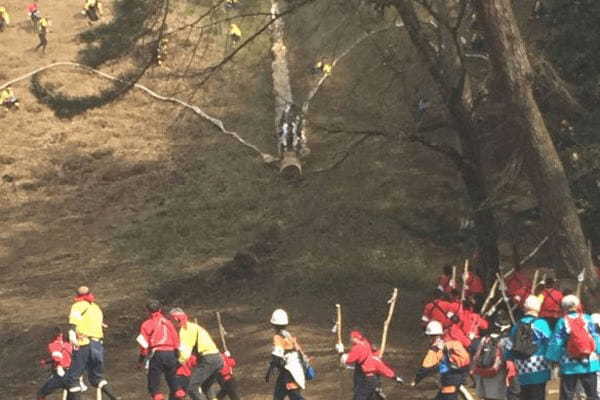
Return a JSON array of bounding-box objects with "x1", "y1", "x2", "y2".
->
[
  {"x1": 229, "y1": 23, "x2": 241, "y2": 46},
  {"x1": 35, "y1": 17, "x2": 49, "y2": 52},
  {"x1": 64, "y1": 286, "x2": 115, "y2": 400},
  {"x1": 0, "y1": 6, "x2": 10, "y2": 32},
  {"x1": 411, "y1": 321, "x2": 470, "y2": 400},
  {"x1": 170, "y1": 308, "x2": 223, "y2": 400},
  {"x1": 0, "y1": 87, "x2": 19, "y2": 109}
]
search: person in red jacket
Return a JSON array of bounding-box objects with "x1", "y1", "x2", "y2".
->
[
  {"x1": 458, "y1": 298, "x2": 489, "y2": 353},
  {"x1": 136, "y1": 299, "x2": 181, "y2": 400},
  {"x1": 422, "y1": 290, "x2": 461, "y2": 329},
  {"x1": 465, "y1": 269, "x2": 485, "y2": 308},
  {"x1": 437, "y1": 265, "x2": 456, "y2": 293},
  {"x1": 216, "y1": 351, "x2": 240, "y2": 400},
  {"x1": 539, "y1": 278, "x2": 563, "y2": 329},
  {"x1": 38, "y1": 328, "x2": 77, "y2": 400},
  {"x1": 506, "y1": 265, "x2": 532, "y2": 298},
  {"x1": 340, "y1": 330, "x2": 403, "y2": 400}
]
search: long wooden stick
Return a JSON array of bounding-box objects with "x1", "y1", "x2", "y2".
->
[
  {"x1": 96, "y1": 387, "x2": 102, "y2": 400},
  {"x1": 484, "y1": 298, "x2": 503, "y2": 317},
  {"x1": 519, "y1": 235, "x2": 550, "y2": 265},
  {"x1": 335, "y1": 304, "x2": 342, "y2": 346},
  {"x1": 62, "y1": 390, "x2": 68, "y2": 400},
  {"x1": 480, "y1": 279, "x2": 499, "y2": 314},
  {"x1": 496, "y1": 273, "x2": 516, "y2": 325},
  {"x1": 379, "y1": 288, "x2": 398, "y2": 357},
  {"x1": 460, "y1": 259, "x2": 469, "y2": 303},
  {"x1": 216, "y1": 312, "x2": 229, "y2": 353},
  {"x1": 531, "y1": 269, "x2": 540, "y2": 292},
  {"x1": 451, "y1": 265, "x2": 457, "y2": 289}
]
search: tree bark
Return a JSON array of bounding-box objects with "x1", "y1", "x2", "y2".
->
[
  {"x1": 473, "y1": 0, "x2": 595, "y2": 286},
  {"x1": 391, "y1": 0, "x2": 500, "y2": 284}
]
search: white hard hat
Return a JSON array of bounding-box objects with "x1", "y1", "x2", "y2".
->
[
  {"x1": 561, "y1": 295, "x2": 580, "y2": 311},
  {"x1": 270, "y1": 309, "x2": 289, "y2": 326},
  {"x1": 524, "y1": 295, "x2": 542, "y2": 313},
  {"x1": 425, "y1": 320, "x2": 444, "y2": 336}
]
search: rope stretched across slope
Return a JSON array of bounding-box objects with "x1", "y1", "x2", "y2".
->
[{"x1": 0, "y1": 62, "x2": 277, "y2": 164}]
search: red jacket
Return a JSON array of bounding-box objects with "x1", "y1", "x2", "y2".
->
[
  {"x1": 176, "y1": 354, "x2": 197, "y2": 377},
  {"x1": 137, "y1": 311, "x2": 180, "y2": 355},
  {"x1": 506, "y1": 271, "x2": 532, "y2": 298},
  {"x1": 540, "y1": 288, "x2": 564, "y2": 319},
  {"x1": 437, "y1": 275, "x2": 454, "y2": 293},
  {"x1": 344, "y1": 339, "x2": 395, "y2": 378},
  {"x1": 466, "y1": 272, "x2": 485, "y2": 296},
  {"x1": 459, "y1": 309, "x2": 489, "y2": 341},
  {"x1": 422, "y1": 299, "x2": 460, "y2": 328},
  {"x1": 220, "y1": 353, "x2": 237, "y2": 381},
  {"x1": 446, "y1": 323, "x2": 472, "y2": 349},
  {"x1": 48, "y1": 335, "x2": 72, "y2": 368}
]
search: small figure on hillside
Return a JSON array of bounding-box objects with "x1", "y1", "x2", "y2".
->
[
  {"x1": 311, "y1": 60, "x2": 332, "y2": 76},
  {"x1": 82, "y1": 0, "x2": 102, "y2": 25},
  {"x1": 156, "y1": 37, "x2": 168, "y2": 67},
  {"x1": 411, "y1": 320, "x2": 471, "y2": 400},
  {"x1": 27, "y1": 2, "x2": 41, "y2": 32},
  {"x1": 224, "y1": 0, "x2": 240, "y2": 10},
  {"x1": 64, "y1": 286, "x2": 116, "y2": 399},
  {"x1": 170, "y1": 308, "x2": 223, "y2": 400},
  {"x1": 229, "y1": 23, "x2": 241, "y2": 46},
  {"x1": 35, "y1": 17, "x2": 50, "y2": 53},
  {"x1": 37, "y1": 327, "x2": 80, "y2": 400},
  {"x1": 539, "y1": 278, "x2": 563, "y2": 330},
  {"x1": 0, "y1": 86, "x2": 20, "y2": 109},
  {"x1": 265, "y1": 309, "x2": 310, "y2": 400},
  {"x1": 0, "y1": 6, "x2": 11, "y2": 32},
  {"x1": 339, "y1": 330, "x2": 404, "y2": 400},
  {"x1": 136, "y1": 300, "x2": 180, "y2": 400}
]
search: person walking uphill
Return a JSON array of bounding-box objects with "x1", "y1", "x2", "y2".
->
[
  {"x1": 37, "y1": 327, "x2": 77, "y2": 400},
  {"x1": 265, "y1": 309, "x2": 309, "y2": 400},
  {"x1": 539, "y1": 278, "x2": 564, "y2": 330},
  {"x1": 64, "y1": 286, "x2": 115, "y2": 399},
  {"x1": 506, "y1": 296, "x2": 551, "y2": 400},
  {"x1": 137, "y1": 300, "x2": 180, "y2": 400},
  {"x1": 35, "y1": 17, "x2": 49, "y2": 53},
  {"x1": 411, "y1": 320, "x2": 471, "y2": 400},
  {"x1": 339, "y1": 330, "x2": 403, "y2": 400},
  {"x1": 546, "y1": 295, "x2": 600, "y2": 400},
  {"x1": 170, "y1": 308, "x2": 223, "y2": 400}
]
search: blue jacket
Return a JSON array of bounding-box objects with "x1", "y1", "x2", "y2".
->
[
  {"x1": 506, "y1": 315, "x2": 552, "y2": 385},
  {"x1": 546, "y1": 312, "x2": 600, "y2": 375}
]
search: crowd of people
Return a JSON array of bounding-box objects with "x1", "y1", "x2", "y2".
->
[{"x1": 416, "y1": 262, "x2": 600, "y2": 400}]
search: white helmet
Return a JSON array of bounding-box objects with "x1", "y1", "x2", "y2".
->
[
  {"x1": 270, "y1": 309, "x2": 289, "y2": 326},
  {"x1": 561, "y1": 294, "x2": 580, "y2": 311},
  {"x1": 524, "y1": 295, "x2": 542, "y2": 313},
  {"x1": 425, "y1": 320, "x2": 444, "y2": 336}
]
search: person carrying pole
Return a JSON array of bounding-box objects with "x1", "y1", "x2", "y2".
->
[
  {"x1": 170, "y1": 308, "x2": 223, "y2": 400},
  {"x1": 215, "y1": 312, "x2": 241, "y2": 400},
  {"x1": 37, "y1": 327, "x2": 78, "y2": 400},
  {"x1": 411, "y1": 320, "x2": 471, "y2": 400},
  {"x1": 137, "y1": 299, "x2": 181, "y2": 400},
  {"x1": 64, "y1": 286, "x2": 116, "y2": 400},
  {"x1": 35, "y1": 17, "x2": 49, "y2": 53},
  {"x1": 265, "y1": 309, "x2": 308, "y2": 400}
]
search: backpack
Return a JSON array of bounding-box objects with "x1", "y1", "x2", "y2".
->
[
  {"x1": 473, "y1": 336, "x2": 503, "y2": 377},
  {"x1": 566, "y1": 314, "x2": 596, "y2": 359},
  {"x1": 512, "y1": 321, "x2": 538, "y2": 359}
]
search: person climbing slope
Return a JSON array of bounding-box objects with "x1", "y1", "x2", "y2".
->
[
  {"x1": 0, "y1": 6, "x2": 10, "y2": 32},
  {"x1": 216, "y1": 350, "x2": 241, "y2": 400},
  {"x1": 37, "y1": 327, "x2": 78, "y2": 400},
  {"x1": 137, "y1": 299, "x2": 181, "y2": 400},
  {"x1": 539, "y1": 278, "x2": 563, "y2": 330},
  {"x1": 170, "y1": 308, "x2": 223, "y2": 400},
  {"x1": 265, "y1": 309, "x2": 309, "y2": 400},
  {"x1": 339, "y1": 330, "x2": 403, "y2": 400},
  {"x1": 35, "y1": 17, "x2": 49, "y2": 53},
  {"x1": 411, "y1": 320, "x2": 471, "y2": 400}
]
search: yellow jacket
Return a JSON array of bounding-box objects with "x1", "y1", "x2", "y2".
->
[
  {"x1": 69, "y1": 300, "x2": 104, "y2": 345},
  {"x1": 177, "y1": 322, "x2": 219, "y2": 363},
  {"x1": 229, "y1": 24, "x2": 241, "y2": 38},
  {"x1": 39, "y1": 17, "x2": 48, "y2": 28},
  {"x1": 0, "y1": 88, "x2": 14, "y2": 103}
]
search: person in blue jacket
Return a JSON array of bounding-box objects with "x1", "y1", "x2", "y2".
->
[
  {"x1": 506, "y1": 295, "x2": 552, "y2": 400},
  {"x1": 546, "y1": 294, "x2": 600, "y2": 400}
]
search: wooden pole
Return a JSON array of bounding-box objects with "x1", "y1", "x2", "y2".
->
[
  {"x1": 480, "y1": 279, "x2": 499, "y2": 314},
  {"x1": 96, "y1": 387, "x2": 102, "y2": 400},
  {"x1": 335, "y1": 304, "x2": 342, "y2": 347},
  {"x1": 531, "y1": 269, "x2": 540, "y2": 292},
  {"x1": 379, "y1": 288, "x2": 398, "y2": 357},
  {"x1": 496, "y1": 273, "x2": 516, "y2": 325},
  {"x1": 216, "y1": 312, "x2": 229, "y2": 353},
  {"x1": 451, "y1": 265, "x2": 457, "y2": 289},
  {"x1": 62, "y1": 390, "x2": 68, "y2": 400},
  {"x1": 461, "y1": 259, "x2": 470, "y2": 303}
]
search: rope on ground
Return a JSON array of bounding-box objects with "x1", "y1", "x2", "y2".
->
[
  {"x1": 301, "y1": 25, "x2": 397, "y2": 115},
  {"x1": 0, "y1": 62, "x2": 277, "y2": 164}
]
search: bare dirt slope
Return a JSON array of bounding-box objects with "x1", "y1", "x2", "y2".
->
[{"x1": 0, "y1": 0, "x2": 545, "y2": 399}]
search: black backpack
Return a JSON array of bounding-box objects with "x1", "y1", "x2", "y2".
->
[
  {"x1": 512, "y1": 321, "x2": 538, "y2": 359},
  {"x1": 477, "y1": 336, "x2": 500, "y2": 369}
]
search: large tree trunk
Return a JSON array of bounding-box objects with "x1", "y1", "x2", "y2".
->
[
  {"x1": 391, "y1": 0, "x2": 500, "y2": 283},
  {"x1": 473, "y1": 0, "x2": 595, "y2": 287}
]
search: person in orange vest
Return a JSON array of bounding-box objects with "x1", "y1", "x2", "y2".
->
[
  {"x1": 265, "y1": 309, "x2": 308, "y2": 400},
  {"x1": 136, "y1": 299, "x2": 181, "y2": 400},
  {"x1": 37, "y1": 328, "x2": 78, "y2": 400},
  {"x1": 539, "y1": 278, "x2": 564, "y2": 330},
  {"x1": 411, "y1": 321, "x2": 471, "y2": 400},
  {"x1": 339, "y1": 330, "x2": 403, "y2": 400}
]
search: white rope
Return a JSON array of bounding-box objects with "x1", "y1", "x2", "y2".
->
[{"x1": 1, "y1": 62, "x2": 277, "y2": 163}]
